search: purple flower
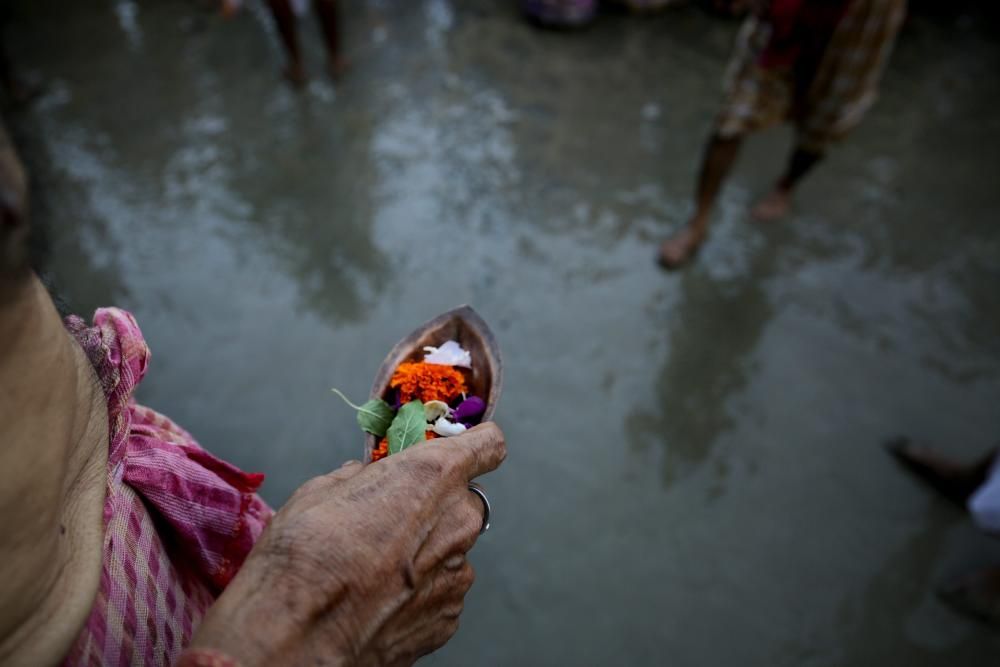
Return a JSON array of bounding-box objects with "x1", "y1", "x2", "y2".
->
[
  {"x1": 452, "y1": 396, "x2": 486, "y2": 425},
  {"x1": 388, "y1": 388, "x2": 402, "y2": 411}
]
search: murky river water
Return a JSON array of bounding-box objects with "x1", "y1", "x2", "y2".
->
[{"x1": 8, "y1": 0, "x2": 1000, "y2": 664}]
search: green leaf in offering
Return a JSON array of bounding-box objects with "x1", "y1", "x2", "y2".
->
[
  {"x1": 331, "y1": 388, "x2": 395, "y2": 438},
  {"x1": 388, "y1": 401, "x2": 426, "y2": 454}
]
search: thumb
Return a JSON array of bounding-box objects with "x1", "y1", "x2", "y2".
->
[{"x1": 438, "y1": 422, "x2": 507, "y2": 481}]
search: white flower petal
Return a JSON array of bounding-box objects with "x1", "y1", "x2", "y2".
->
[
  {"x1": 431, "y1": 417, "x2": 467, "y2": 437},
  {"x1": 423, "y1": 340, "x2": 472, "y2": 368}
]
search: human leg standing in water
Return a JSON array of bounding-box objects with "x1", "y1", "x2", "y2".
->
[
  {"x1": 657, "y1": 0, "x2": 906, "y2": 269},
  {"x1": 266, "y1": 0, "x2": 344, "y2": 86},
  {"x1": 658, "y1": 134, "x2": 741, "y2": 267},
  {"x1": 888, "y1": 438, "x2": 1000, "y2": 625},
  {"x1": 267, "y1": 0, "x2": 306, "y2": 85},
  {"x1": 314, "y1": 0, "x2": 347, "y2": 79},
  {"x1": 750, "y1": 145, "x2": 823, "y2": 221},
  {"x1": 657, "y1": 131, "x2": 825, "y2": 266}
]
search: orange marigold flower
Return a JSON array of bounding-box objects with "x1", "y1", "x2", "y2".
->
[
  {"x1": 390, "y1": 362, "x2": 467, "y2": 403},
  {"x1": 372, "y1": 437, "x2": 389, "y2": 462}
]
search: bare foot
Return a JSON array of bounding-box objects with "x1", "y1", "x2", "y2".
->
[
  {"x1": 657, "y1": 225, "x2": 706, "y2": 270},
  {"x1": 938, "y1": 567, "x2": 1000, "y2": 627},
  {"x1": 885, "y1": 437, "x2": 991, "y2": 506},
  {"x1": 284, "y1": 62, "x2": 307, "y2": 88},
  {"x1": 751, "y1": 188, "x2": 792, "y2": 222},
  {"x1": 327, "y1": 55, "x2": 349, "y2": 81}
]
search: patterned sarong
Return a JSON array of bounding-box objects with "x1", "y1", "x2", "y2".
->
[{"x1": 716, "y1": 0, "x2": 906, "y2": 151}]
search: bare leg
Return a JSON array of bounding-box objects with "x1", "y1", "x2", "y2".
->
[
  {"x1": 752, "y1": 146, "x2": 823, "y2": 222},
  {"x1": 885, "y1": 437, "x2": 996, "y2": 507},
  {"x1": 267, "y1": 0, "x2": 306, "y2": 86},
  {"x1": 657, "y1": 134, "x2": 742, "y2": 269},
  {"x1": 313, "y1": 0, "x2": 347, "y2": 80}
]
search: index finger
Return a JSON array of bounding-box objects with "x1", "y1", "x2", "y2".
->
[{"x1": 437, "y1": 422, "x2": 506, "y2": 480}]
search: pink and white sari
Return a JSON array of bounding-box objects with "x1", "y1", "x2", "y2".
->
[{"x1": 62, "y1": 309, "x2": 273, "y2": 666}]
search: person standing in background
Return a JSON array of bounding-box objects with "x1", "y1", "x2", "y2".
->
[{"x1": 657, "y1": 0, "x2": 906, "y2": 269}]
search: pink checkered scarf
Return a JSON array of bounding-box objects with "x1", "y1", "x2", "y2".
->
[{"x1": 61, "y1": 308, "x2": 273, "y2": 666}]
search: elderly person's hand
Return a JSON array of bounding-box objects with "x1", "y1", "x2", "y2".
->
[{"x1": 186, "y1": 423, "x2": 506, "y2": 666}]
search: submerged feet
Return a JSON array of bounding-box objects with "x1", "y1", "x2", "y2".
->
[
  {"x1": 285, "y1": 57, "x2": 348, "y2": 88},
  {"x1": 751, "y1": 187, "x2": 792, "y2": 222},
  {"x1": 657, "y1": 186, "x2": 792, "y2": 271},
  {"x1": 657, "y1": 223, "x2": 706, "y2": 270},
  {"x1": 327, "y1": 55, "x2": 349, "y2": 81},
  {"x1": 284, "y1": 61, "x2": 308, "y2": 87}
]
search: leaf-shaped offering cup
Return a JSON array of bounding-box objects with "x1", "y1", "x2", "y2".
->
[{"x1": 364, "y1": 306, "x2": 503, "y2": 462}]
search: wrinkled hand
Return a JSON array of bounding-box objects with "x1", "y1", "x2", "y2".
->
[{"x1": 188, "y1": 423, "x2": 506, "y2": 666}]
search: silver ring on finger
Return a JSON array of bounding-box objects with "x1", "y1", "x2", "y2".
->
[{"x1": 467, "y1": 482, "x2": 491, "y2": 534}]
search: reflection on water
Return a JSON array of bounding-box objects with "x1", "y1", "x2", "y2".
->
[
  {"x1": 223, "y1": 96, "x2": 388, "y2": 324},
  {"x1": 627, "y1": 211, "x2": 776, "y2": 486},
  {"x1": 7, "y1": 0, "x2": 1000, "y2": 664}
]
